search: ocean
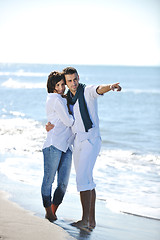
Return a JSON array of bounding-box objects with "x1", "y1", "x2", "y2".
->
[{"x1": 0, "y1": 63, "x2": 160, "y2": 239}]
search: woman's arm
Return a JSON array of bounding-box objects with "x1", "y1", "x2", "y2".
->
[{"x1": 55, "y1": 97, "x2": 74, "y2": 127}]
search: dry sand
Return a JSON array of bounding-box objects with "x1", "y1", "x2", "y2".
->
[{"x1": 0, "y1": 191, "x2": 74, "y2": 240}]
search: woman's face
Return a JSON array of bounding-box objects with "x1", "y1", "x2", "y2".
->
[{"x1": 54, "y1": 79, "x2": 65, "y2": 95}]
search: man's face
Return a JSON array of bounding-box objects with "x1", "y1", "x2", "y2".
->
[{"x1": 65, "y1": 73, "x2": 79, "y2": 95}]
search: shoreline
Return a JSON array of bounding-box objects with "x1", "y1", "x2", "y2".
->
[
  {"x1": 1, "y1": 187, "x2": 160, "y2": 240},
  {"x1": 0, "y1": 190, "x2": 75, "y2": 240},
  {"x1": 0, "y1": 151, "x2": 160, "y2": 240}
]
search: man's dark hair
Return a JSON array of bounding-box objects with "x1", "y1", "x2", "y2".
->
[
  {"x1": 47, "y1": 71, "x2": 65, "y2": 93},
  {"x1": 62, "y1": 67, "x2": 78, "y2": 76}
]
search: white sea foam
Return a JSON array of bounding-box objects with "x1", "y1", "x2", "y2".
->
[
  {"x1": 94, "y1": 150, "x2": 160, "y2": 219},
  {"x1": 105, "y1": 197, "x2": 160, "y2": 220},
  {"x1": 1, "y1": 78, "x2": 45, "y2": 89},
  {"x1": 0, "y1": 117, "x2": 46, "y2": 185},
  {"x1": 0, "y1": 155, "x2": 43, "y2": 186},
  {"x1": 0, "y1": 70, "x2": 47, "y2": 77},
  {"x1": 0, "y1": 118, "x2": 46, "y2": 154},
  {"x1": 10, "y1": 111, "x2": 25, "y2": 117}
]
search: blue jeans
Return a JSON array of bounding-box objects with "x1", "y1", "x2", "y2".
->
[{"x1": 41, "y1": 145, "x2": 72, "y2": 208}]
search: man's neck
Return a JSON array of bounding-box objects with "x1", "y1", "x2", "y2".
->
[{"x1": 70, "y1": 90, "x2": 76, "y2": 96}]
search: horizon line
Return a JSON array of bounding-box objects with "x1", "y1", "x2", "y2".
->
[{"x1": 0, "y1": 62, "x2": 160, "y2": 68}]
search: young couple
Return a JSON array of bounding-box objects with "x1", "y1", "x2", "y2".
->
[{"x1": 41, "y1": 67, "x2": 121, "y2": 230}]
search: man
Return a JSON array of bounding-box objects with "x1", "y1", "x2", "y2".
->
[{"x1": 47, "y1": 67, "x2": 121, "y2": 230}]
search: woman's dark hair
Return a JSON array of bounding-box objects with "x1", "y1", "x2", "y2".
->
[{"x1": 47, "y1": 71, "x2": 65, "y2": 93}]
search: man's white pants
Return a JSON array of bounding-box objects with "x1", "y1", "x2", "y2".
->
[{"x1": 73, "y1": 136, "x2": 101, "y2": 192}]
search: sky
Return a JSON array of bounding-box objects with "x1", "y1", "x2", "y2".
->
[{"x1": 0, "y1": 0, "x2": 160, "y2": 66}]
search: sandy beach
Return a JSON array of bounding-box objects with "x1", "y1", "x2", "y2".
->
[
  {"x1": 0, "y1": 154, "x2": 160, "y2": 240},
  {"x1": 0, "y1": 185, "x2": 160, "y2": 240},
  {"x1": 0, "y1": 191, "x2": 75, "y2": 240}
]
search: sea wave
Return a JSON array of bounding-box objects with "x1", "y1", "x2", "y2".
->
[
  {"x1": 1, "y1": 79, "x2": 160, "y2": 94},
  {"x1": 0, "y1": 118, "x2": 46, "y2": 154},
  {"x1": 0, "y1": 117, "x2": 160, "y2": 220},
  {"x1": 1, "y1": 78, "x2": 45, "y2": 89},
  {"x1": 105, "y1": 197, "x2": 160, "y2": 221},
  {"x1": 0, "y1": 70, "x2": 47, "y2": 77},
  {"x1": 94, "y1": 149, "x2": 160, "y2": 220},
  {"x1": 0, "y1": 147, "x2": 159, "y2": 220},
  {"x1": 123, "y1": 88, "x2": 160, "y2": 94}
]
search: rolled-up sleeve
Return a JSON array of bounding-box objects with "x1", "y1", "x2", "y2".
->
[{"x1": 85, "y1": 85, "x2": 104, "y2": 99}]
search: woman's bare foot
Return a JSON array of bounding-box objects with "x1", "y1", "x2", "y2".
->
[
  {"x1": 51, "y1": 204, "x2": 58, "y2": 220},
  {"x1": 45, "y1": 206, "x2": 57, "y2": 222},
  {"x1": 45, "y1": 212, "x2": 57, "y2": 222}
]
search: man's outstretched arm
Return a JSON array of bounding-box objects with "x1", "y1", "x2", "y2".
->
[{"x1": 96, "y1": 82, "x2": 122, "y2": 95}]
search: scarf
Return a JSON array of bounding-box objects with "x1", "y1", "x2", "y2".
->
[{"x1": 67, "y1": 83, "x2": 93, "y2": 132}]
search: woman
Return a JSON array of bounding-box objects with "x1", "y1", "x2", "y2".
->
[{"x1": 41, "y1": 71, "x2": 74, "y2": 222}]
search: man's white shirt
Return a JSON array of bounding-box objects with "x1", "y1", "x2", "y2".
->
[{"x1": 71, "y1": 85, "x2": 102, "y2": 143}]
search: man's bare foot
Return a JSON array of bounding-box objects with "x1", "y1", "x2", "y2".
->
[
  {"x1": 89, "y1": 224, "x2": 96, "y2": 229},
  {"x1": 89, "y1": 220, "x2": 96, "y2": 229},
  {"x1": 71, "y1": 220, "x2": 91, "y2": 231}
]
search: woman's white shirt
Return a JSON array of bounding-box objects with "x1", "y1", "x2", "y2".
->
[{"x1": 43, "y1": 93, "x2": 74, "y2": 152}]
